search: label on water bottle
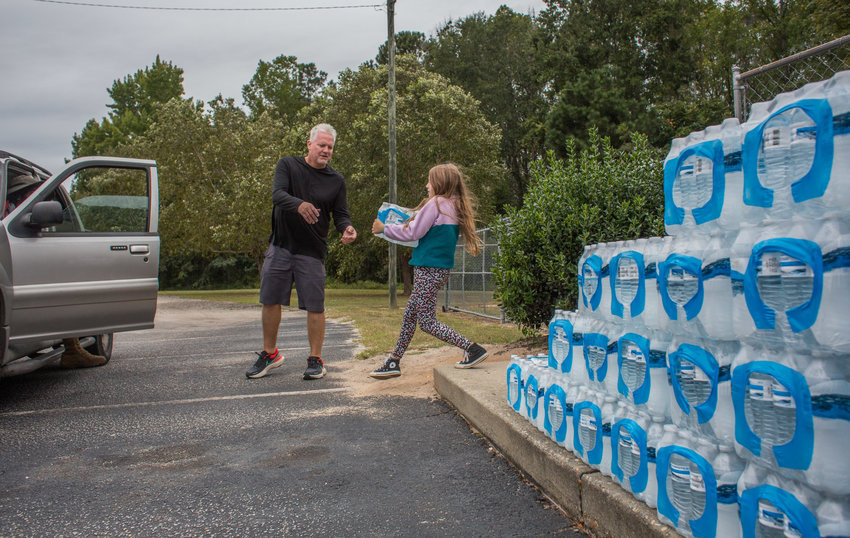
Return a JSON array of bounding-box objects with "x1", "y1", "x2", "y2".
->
[
  {"x1": 772, "y1": 382, "x2": 795, "y2": 409},
  {"x1": 761, "y1": 252, "x2": 812, "y2": 278},
  {"x1": 618, "y1": 261, "x2": 639, "y2": 280},
  {"x1": 785, "y1": 519, "x2": 803, "y2": 537},
  {"x1": 527, "y1": 386, "x2": 537, "y2": 404},
  {"x1": 759, "y1": 500, "x2": 786, "y2": 529},
  {"x1": 764, "y1": 127, "x2": 782, "y2": 148},
  {"x1": 626, "y1": 343, "x2": 645, "y2": 364},
  {"x1": 689, "y1": 469, "x2": 706, "y2": 493},
  {"x1": 671, "y1": 462, "x2": 691, "y2": 482},
  {"x1": 679, "y1": 363, "x2": 696, "y2": 382},
  {"x1": 693, "y1": 363, "x2": 710, "y2": 383},
  {"x1": 669, "y1": 267, "x2": 697, "y2": 283},
  {"x1": 749, "y1": 380, "x2": 772, "y2": 401},
  {"x1": 580, "y1": 413, "x2": 597, "y2": 431}
]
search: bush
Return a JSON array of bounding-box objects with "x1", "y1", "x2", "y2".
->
[
  {"x1": 492, "y1": 128, "x2": 665, "y2": 334},
  {"x1": 159, "y1": 254, "x2": 260, "y2": 290}
]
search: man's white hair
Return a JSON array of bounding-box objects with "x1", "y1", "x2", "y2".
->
[{"x1": 310, "y1": 123, "x2": 337, "y2": 143}]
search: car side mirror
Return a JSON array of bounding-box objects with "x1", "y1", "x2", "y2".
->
[{"x1": 26, "y1": 201, "x2": 64, "y2": 228}]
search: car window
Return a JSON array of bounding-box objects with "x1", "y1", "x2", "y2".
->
[{"x1": 52, "y1": 167, "x2": 151, "y2": 234}]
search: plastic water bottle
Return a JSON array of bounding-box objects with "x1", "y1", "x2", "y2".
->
[
  {"x1": 690, "y1": 438, "x2": 718, "y2": 524},
  {"x1": 573, "y1": 386, "x2": 604, "y2": 465},
  {"x1": 545, "y1": 375, "x2": 569, "y2": 446},
  {"x1": 700, "y1": 230, "x2": 735, "y2": 340},
  {"x1": 816, "y1": 494, "x2": 850, "y2": 537},
  {"x1": 738, "y1": 461, "x2": 824, "y2": 538},
  {"x1": 824, "y1": 70, "x2": 850, "y2": 217},
  {"x1": 644, "y1": 416, "x2": 667, "y2": 508},
  {"x1": 745, "y1": 369, "x2": 775, "y2": 448},
  {"x1": 665, "y1": 431, "x2": 695, "y2": 531},
  {"x1": 811, "y1": 216, "x2": 850, "y2": 352},
  {"x1": 759, "y1": 112, "x2": 793, "y2": 221},
  {"x1": 610, "y1": 246, "x2": 645, "y2": 321},
  {"x1": 732, "y1": 226, "x2": 761, "y2": 342},
  {"x1": 800, "y1": 353, "x2": 850, "y2": 496},
  {"x1": 658, "y1": 236, "x2": 710, "y2": 338},
  {"x1": 718, "y1": 118, "x2": 745, "y2": 233},
  {"x1": 507, "y1": 355, "x2": 524, "y2": 414},
  {"x1": 600, "y1": 395, "x2": 618, "y2": 474},
  {"x1": 580, "y1": 243, "x2": 612, "y2": 319},
  {"x1": 548, "y1": 310, "x2": 575, "y2": 372},
  {"x1": 713, "y1": 443, "x2": 745, "y2": 538},
  {"x1": 740, "y1": 221, "x2": 822, "y2": 349}
]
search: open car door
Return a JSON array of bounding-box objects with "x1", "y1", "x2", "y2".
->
[{"x1": 5, "y1": 157, "x2": 159, "y2": 347}]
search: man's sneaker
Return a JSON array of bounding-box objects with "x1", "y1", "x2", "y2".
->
[
  {"x1": 246, "y1": 349, "x2": 284, "y2": 379},
  {"x1": 455, "y1": 343, "x2": 489, "y2": 369},
  {"x1": 370, "y1": 356, "x2": 401, "y2": 378},
  {"x1": 303, "y1": 356, "x2": 326, "y2": 380}
]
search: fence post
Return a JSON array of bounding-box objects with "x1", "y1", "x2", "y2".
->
[{"x1": 732, "y1": 65, "x2": 744, "y2": 122}]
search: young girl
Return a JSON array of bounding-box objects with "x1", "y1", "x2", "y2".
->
[{"x1": 369, "y1": 163, "x2": 488, "y2": 378}]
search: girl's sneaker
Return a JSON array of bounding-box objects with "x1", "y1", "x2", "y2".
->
[
  {"x1": 370, "y1": 356, "x2": 401, "y2": 378},
  {"x1": 455, "y1": 343, "x2": 488, "y2": 369}
]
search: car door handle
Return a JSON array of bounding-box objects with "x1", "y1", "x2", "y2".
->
[{"x1": 129, "y1": 244, "x2": 150, "y2": 255}]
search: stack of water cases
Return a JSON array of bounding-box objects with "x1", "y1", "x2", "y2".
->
[{"x1": 505, "y1": 70, "x2": 850, "y2": 538}]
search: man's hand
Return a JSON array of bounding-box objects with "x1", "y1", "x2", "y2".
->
[
  {"x1": 371, "y1": 219, "x2": 384, "y2": 235},
  {"x1": 341, "y1": 226, "x2": 357, "y2": 244},
  {"x1": 298, "y1": 201, "x2": 320, "y2": 224}
]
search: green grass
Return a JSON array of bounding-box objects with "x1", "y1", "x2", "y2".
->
[{"x1": 160, "y1": 288, "x2": 526, "y2": 359}]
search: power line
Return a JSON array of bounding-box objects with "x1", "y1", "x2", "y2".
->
[{"x1": 33, "y1": 0, "x2": 384, "y2": 11}]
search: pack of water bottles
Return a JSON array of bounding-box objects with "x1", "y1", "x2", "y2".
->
[{"x1": 506, "y1": 71, "x2": 850, "y2": 538}]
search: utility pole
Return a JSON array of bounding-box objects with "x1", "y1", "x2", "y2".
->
[{"x1": 387, "y1": 0, "x2": 398, "y2": 309}]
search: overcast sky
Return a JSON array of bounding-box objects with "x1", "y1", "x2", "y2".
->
[{"x1": 2, "y1": 0, "x2": 546, "y2": 173}]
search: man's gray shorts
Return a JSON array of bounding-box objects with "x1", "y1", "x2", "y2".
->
[{"x1": 259, "y1": 245, "x2": 325, "y2": 312}]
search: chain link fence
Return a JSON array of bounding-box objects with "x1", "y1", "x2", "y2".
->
[
  {"x1": 439, "y1": 227, "x2": 504, "y2": 321},
  {"x1": 734, "y1": 35, "x2": 850, "y2": 121}
]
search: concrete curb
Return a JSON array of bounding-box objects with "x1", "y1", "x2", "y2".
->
[{"x1": 434, "y1": 361, "x2": 678, "y2": 538}]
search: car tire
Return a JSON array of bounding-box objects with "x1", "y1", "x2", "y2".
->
[{"x1": 83, "y1": 333, "x2": 114, "y2": 363}]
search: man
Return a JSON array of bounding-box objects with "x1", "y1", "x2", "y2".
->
[
  {"x1": 3, "y1": 172, "x2": 106, "y2": 368},
  {"x1": 246, "y1": 123, "x2": 357, "y2": 381}
]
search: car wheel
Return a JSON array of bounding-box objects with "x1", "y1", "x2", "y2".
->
[{"x1": 83, "y1": 333, "x2": 114, "y2": 363}]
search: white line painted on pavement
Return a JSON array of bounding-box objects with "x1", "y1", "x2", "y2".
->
[{"x1": 0, "y1": 387, "x2": 349, "y2": 417}]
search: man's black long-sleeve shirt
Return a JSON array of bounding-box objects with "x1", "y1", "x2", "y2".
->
[{"x1": 270, "y1": 156, "x2": 352, "y2": 262}]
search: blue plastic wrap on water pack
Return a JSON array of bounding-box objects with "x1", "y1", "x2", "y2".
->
[
  {"x1": 581, "y1": 255, "x2": 604, "y2": 312},
  {"x1": 507, "y1": 363, "x2": 523, "y2": 412},
  {"x1": 668, "y1": 343, "x2": 726, "y2": 425},
  {"x1": 664, "y1": 139, "x2": 726, "y2": 227},
  {"x1": 658, "y1": 254, "x2": 705, "y2": 321},
  {"x1": 548, "y1": 318, "x2": 575, "y2": 373},
  {"x1": 583, "y1": 333, "x2": 611, "y2": 384},
  {"x1": 573, "y1": 401, "x2": 604, "y2": 465},
  {"x1": 611, "y1": 418, "x2": 649, "y2": 494},
  {"x1": 743, "y1": 99, "x2": 834, "y2": 207},
  {"x1": 618, "y1": 332, "x2": 653, "y2": 405},
  {"x1": 743, "y1": 238, "x2": 823, "y2": 333},
  {"x1": 544, "y1": 383, "x2": 569, "y2": 443},
  {"x1": 731, "y1": 361, "x2": 814, "y2": 469},
  {"x1": 609, "y1": 251, "x2": 646, "y2": 319},
  {"x1": 525, "y1": 373, "x2": 542, "y2": 423},
  {"x1": 739, "y1": 484, "x2": 820, "y2": 538},
  {"x1": 656, "y1": 446, "x2": 719, "y2": 538}
]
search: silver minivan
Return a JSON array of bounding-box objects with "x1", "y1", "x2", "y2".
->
[{"x1": 0, "y1": 151, "x2": 159, "y2": 378}]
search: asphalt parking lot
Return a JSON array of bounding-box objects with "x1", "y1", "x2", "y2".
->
[{"x1": 0, "y1": 297, "x2": 581, "y2": 536}]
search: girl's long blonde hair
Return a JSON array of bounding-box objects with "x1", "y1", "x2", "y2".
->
[{"x1": 408, "y1": 163, "x2": 482, "y2": 256}]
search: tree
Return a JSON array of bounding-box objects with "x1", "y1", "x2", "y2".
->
[
  {"x1": 376, "y1": 31, "x2": 426, "y2": 64},
  {"x1": 425, "y1": 7, "x2": 547, "y2": 207},
  {"x1": 288, "y1": 56, "x2": 504, "y2": 288},
  {"x1": 72, "y1": 56, "x2": 184, "y2": 158},
  {"x1": 241, "y1": 55, "x2": 327, "y2": 121}
]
